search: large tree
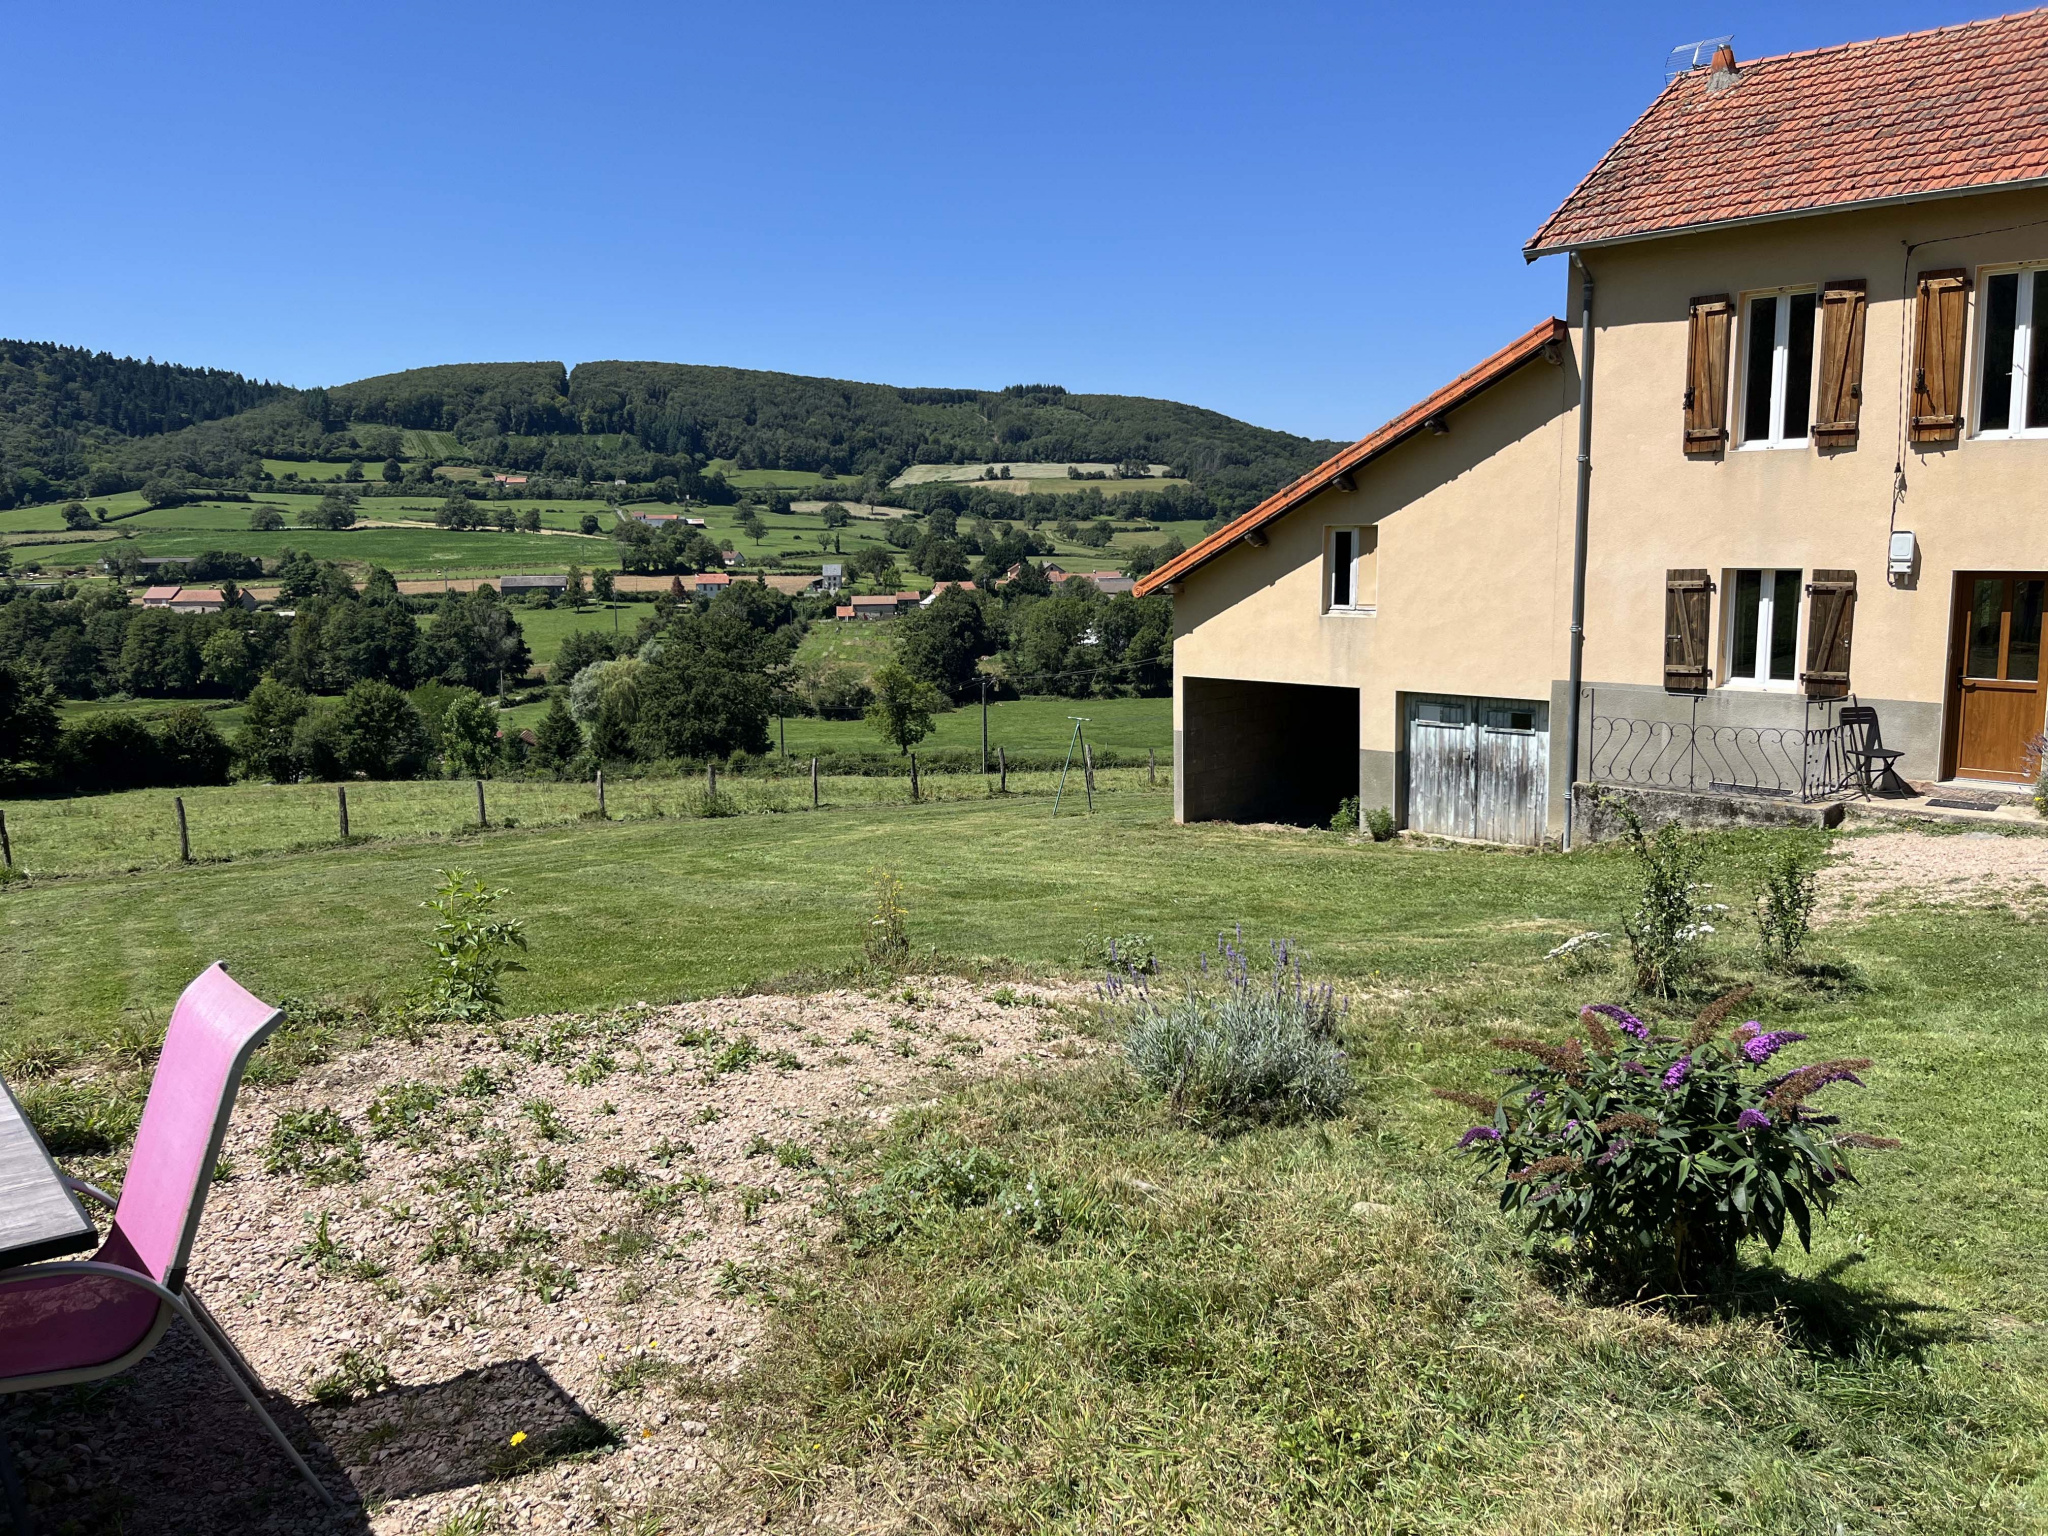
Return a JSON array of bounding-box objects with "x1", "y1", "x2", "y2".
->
[
  {"x1": 896, "y1": 587, "x2": 996, "y2": 701},
  {"x1": 865, "y1": 662, "x2": 943, "y2": 755},
  {"x1": 0, "y1": 659, "x2": 61, "y2": 789},
  {"x1": 424, "y1": 588, "x2": 530, "y2": 692},
  {"x1": 630, "y1": 601, "x2": 790, "y2": 761}
]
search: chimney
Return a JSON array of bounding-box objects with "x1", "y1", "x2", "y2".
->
[
  {"x1": 1709, "y1": 41, "x2": 1737, "y2": 72},
  {"x1": 1706, "y1": 40, "x2": 1742, "y2": 93}
]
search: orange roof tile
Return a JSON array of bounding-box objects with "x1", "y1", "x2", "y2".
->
[
  {"x1": 1136, "y1": 317, "x2": 1567, "y2": 597},
  {"x1": 1527, "y1": 11, "x2": 2048, "y2": 257}
]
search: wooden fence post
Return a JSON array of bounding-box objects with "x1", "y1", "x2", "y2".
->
[
  {"x1": 596, "y1": 769, "x2": 606, "y2": 818},
  {"x1": 1082, "y1": 741, "x2": 1095, "y2": 812},
  {"x1": 476, "y1": 779, "x2": 487, "y2": 827},
  {"x1": 175, "y1": 797, "x2": 190, "y2": 862},
  {"x1": 1149, "y1": 747, "x2": 1157, "y2": 786},
  {"x1": 0, "y1": 808, "x2": 11, "y2": 869},
  {"x1": 337, "y1": 785, "x2": 350, "y2": 840},
  {"x1": 998, "y1": 746, "x2": 1007, "y2": 794},
  {"x1": 910, "y1": 753, "x2": 920, "y2": 802},
  {"x1": 811, "y1": 756, "x2": 819, "y2": 808},
  {"x1": 708, "y1": 763, "x2": 718, "y2": 800}
]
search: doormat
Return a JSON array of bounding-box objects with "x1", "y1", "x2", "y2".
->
[{"x1": 1925, "y1": 795, "x2": 2012, "y2": 811}]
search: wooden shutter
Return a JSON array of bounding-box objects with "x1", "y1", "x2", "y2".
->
[
  {"x1": 1664, "y1": 569, "x2": 1714, "y2": 692},
  {"x1": 1682, "y1": 296, "x2": 1733, "y2": 454},
  {"x1": 1910, "y1": 269, "x2": 1969, "y2": 443},
  {"x1": 1812, "y1": 279, "x2": 1867, "y2": 447},
  {"x1": 1802, "y1": 569, "x2": 1857, "y2": 698}
]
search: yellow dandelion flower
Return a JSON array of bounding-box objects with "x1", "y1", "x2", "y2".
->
[{"x1": 510, "y1": 1431, "x2": 528, "y2": 1447}]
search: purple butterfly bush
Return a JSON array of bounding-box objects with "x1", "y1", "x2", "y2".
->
[
  {"x1": 1457, "y1": 1125, "x2": 1501, "y2": 1149},
  {"x1": 1661, "y1": 1055, "x2": 1692, "y2": 1090},
  {"x1": 1585, "y1": 1003, "x2": 1650, "y2": 1040},
  {"x1": 1735, "y1": 1108, "x2": 1771, "y2": 1131},
  {"x1": 1740, "y1": 1030, "x2": 1808, "y2": 1065}
]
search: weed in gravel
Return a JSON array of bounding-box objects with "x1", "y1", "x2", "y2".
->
[
  {"x1": 309, "y1": 1348, "x2": 394, "y2": 1406},
  {"x1": 649, "y1": 1138, "x2": 692, "y2": 1165},
  {"x1": 428, "y1": 1509, "x2": 496, "y2": 1536},
  {"x1": 694, "y1": 1105, "x2": 722, "y2": 1124},
  {"x1": 846, "y1": 1027, "x2": 876, "y2": 1046},
  {"x1": 486, "y1": 1416, "x2": 617, "y2": 1481},
  {"x1": 676, "y1": 1024, "x2": 716, "y2": 1048},
  {"x1": 600, "y1": 1351, "x2": 678, "y2": 1396},
  {"x1": 768, "y1": 1049, "x2": 803, "y2": 1071},
  {"x1": 520, "y1": 1256, "x2": 579, "y2": 1303},
  {"x1": 738, "y1": 1186, "x2": 777, "y2": 1223},
  {"x1": 19, "y1": 1080, "x2": 143, "y2": 1157},
  {"x1": 588, "y1": 1223, "x2": 659, "y2": 1263},
  {"x1": 570, "y1": 1051, "x2": 617, "y2": 1086},
  {"x1": 297, "y1": 1211, "x2": 388, "y2": 1280},
  {"x1": 455, "y1": 1065, "x2": 508, "y2": 1098},
  {"x1": 266, "y1": 1107, "x2": 366, "y2": 1185},
  {"x1": 989, "y1": 987, "x2": 1022, "y2": 1008},
  {"x1": 503, "y1": 1016, "x2": 586, "y2": 1065},
  {"x1": 775, "y1": 1142, "x2": 816, "y2": 1169},
  {"x1": 520, "y1": 1097, "x2": 575, "y2": 1142},
  {"x1": 893, "y1": 1039, "x2": 919, "y2": 1058},
  {"x1": 709, "y1": 1036, "x2": 760, "y2": 1076},
  {"x1": 744, "y1": 1134, "x2": 774, "y2": 1158},
  {"x1": 0, "y1": 1039, "x2": 74, "y2": 1080},
  {"x1": 529, "y1": 1154, "x2": 570, "y2": 1193},
  {"x1": 211, "y1": 1153, "x2": 237, "y2": 1182},
  {"x1": 634, "y1": 1182, "x2": 690, "y2": 1215},
  {"x1": 422, "y1": 1217, "x2": 507, "y2": 1275},
  {"x1": 597, "y1": 1162, "x2": 645, "y2": 1190},
  {"x1": 367, "y1": 1081, "x2": 446, "y2": 1145}
]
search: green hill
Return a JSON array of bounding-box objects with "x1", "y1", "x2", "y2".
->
[{"x1": 0, "y1": 346, "x2": 1343, "y2": 519}]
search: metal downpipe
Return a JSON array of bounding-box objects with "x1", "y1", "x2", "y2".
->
[{"x1": 1563, "y1": 256, "x2": 1595, "y2": 850}]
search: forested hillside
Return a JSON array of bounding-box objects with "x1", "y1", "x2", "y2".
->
[{"x1": 0, "y1": 344, "x2": 1343, "y2": 516}]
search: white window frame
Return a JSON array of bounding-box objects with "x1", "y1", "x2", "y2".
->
[
  {"x1": 1324, "y1": 526, "x2": 1374, "y2": 615},
  {"x1": 1738, "y1": 288, "x2": 1818, "y2": 450},
  {"x1": 1720, "y1": 566, "x2": 1804, "y2": 691},
  {"x1": 1973, "y1": 263, "x2": 2048, "y2": 440}
]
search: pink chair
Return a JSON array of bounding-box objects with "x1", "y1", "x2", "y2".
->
[{"x1": 0, "y1": 962, "x2": 337, "y2": 1518}]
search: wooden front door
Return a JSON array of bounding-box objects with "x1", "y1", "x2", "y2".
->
[{"x1": 1950, "y1": 573, "x2": 2048, "y2": 781}]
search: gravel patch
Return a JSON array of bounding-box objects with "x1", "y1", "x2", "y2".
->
[
  {"x1": 2, "y1": 977, "x2": 1090, "y2": 1534},
  {"x1": 1824, "y1": 829, "x2": 2048, "y2": 918}
]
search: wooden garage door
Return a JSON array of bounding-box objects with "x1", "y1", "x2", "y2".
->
[{"x1": 1405, "y1": 695, "x2": 1550, "y2": 845}]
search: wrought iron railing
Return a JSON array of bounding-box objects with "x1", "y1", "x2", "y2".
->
[{"x1": 1585, "y1": 691, "x2": 1853, "y2": 803}]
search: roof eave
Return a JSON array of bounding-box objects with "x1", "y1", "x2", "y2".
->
[
  {"x1": 1524, "y1": 171, "x2": 2048, "y2": 261},
  {"x1": 1136, "y1": 316, "x2": 1568, "y2": 598}
]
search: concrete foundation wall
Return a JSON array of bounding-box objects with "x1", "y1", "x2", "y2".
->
[
  {"x1": 1572, "y1": 781, "x2": 1846, "y2": 842},
  {"x1": 1178, "y1": 677, "x2": 1360, "y2": 825}
]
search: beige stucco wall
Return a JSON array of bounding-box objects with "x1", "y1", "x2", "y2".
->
[
  {"x1": 1580, "y1": 184, "x2": 2048, "y2": 744},
  {"x1": 1171, "y1": 354, "x2": 1576, "y2": 756},
  {"x1": 1169, "y1": 184, "x2": 2048, "y2": 815}
]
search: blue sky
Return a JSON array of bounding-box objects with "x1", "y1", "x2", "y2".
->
[{"x1": 3, "y1": 2, "x2": 2006, "y2": 441}]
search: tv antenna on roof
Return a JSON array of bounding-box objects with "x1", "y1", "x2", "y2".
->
[{"x1": 1664, "y1": 35, "x2": 1732, "y2": 83}]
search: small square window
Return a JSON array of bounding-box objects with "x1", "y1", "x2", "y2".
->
[{"x1": 1325, "y1": 526, "x2": 1377, "y2": 614}]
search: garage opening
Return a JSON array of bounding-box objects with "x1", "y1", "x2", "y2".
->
[{"x1": 1179, "y1": 677, "x2": 1360, "y2": 826}]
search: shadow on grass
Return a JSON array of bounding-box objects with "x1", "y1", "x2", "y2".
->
[{"x1": 1533, "y1": 1249, "x2": 1964, "y2": 1363}]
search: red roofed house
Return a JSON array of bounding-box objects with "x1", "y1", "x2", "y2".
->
[
  {"x1": 140, "y1": 586, "x2": 255, "y2": 614},
  {"x1": 1140, "y1": 14, "x2": 2048, "y2": 844}
]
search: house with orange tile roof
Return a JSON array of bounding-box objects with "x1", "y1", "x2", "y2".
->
[{"x1": 1141, "y1": 13, "x2": 2048, "y2": 845}]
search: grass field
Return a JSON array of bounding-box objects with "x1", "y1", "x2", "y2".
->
[
  {"x1": 0, "y1": 790, "x2": 2044, "y2": 1527},
  {"x1": 776, "y1": 693, "x2": 1170, "y2": 757}
]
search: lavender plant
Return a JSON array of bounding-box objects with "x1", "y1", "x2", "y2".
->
[
  {"x1": 1113, "y1": 928, "x2": 1349, "y2": 1129},
  {"x1": 1438, "y1": 989, "x2": 1897, "y2": 1284}
]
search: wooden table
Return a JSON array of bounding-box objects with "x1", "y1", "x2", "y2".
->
[{"x1": 0, "y1": 1075, "x2": 97, "y2": 1269}]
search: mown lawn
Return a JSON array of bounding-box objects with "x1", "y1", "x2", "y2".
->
[{"x1": 1, "y1": 798, "x2": 2042, "y2": 1529}]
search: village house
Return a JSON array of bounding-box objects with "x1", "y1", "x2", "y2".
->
[
  {"x1": 499, "y1": 574, "x2": 568, "y2": 597},
  {"x1": 139, "y1": 585, "x2": 255, "y2": 614},
  {"x1": 1141, "y1": 13, "x2": 2048, "y2": 845},
  {"x1": 821, "y1": 563, "x2": 844, "y2": 594}
]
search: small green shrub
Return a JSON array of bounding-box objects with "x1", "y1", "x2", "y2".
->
[
  {"x1": 1363, "y1": 805, "x2": 1397, "y2": 842},
  {"x1": 1328, "y1": 796, "x2": 1359, "y2": 832},
  {"x1": 1439, "y1": 994, "x2": 1898, "y2": 1285},
  {"x1": 840, "y1": 1146, "x2": 1010, "y2": 1251},
  {"x1": 416, "y1": 869, "x2": 528, "y2": 1024},
  {"x1": 1117, "y1": 931, "x2": 1349, "y2": 1129},
  {"x1": 862, "y1": 869, "x2": 911, "y2": 971},
  {"x1": 1750, "y1": 839, "x2": 1824, "y2": 970},
  {"x1": 1097, "y1": 933, "x2": 1158, "y2": 974},
  {"x1": 266, "y1": 1107, "x2": 366, "y2": 1185},
  {"x1": 1611, "y1": 801, "x2": 1717, "y2": 996}
]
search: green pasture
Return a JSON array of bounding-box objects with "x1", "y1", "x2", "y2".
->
[
  {"x1": 514, "y1": 597, "x2": 660, "y2": 670},
  {"x1": 774, "y1": 693, "x2": 1170, "y2": 758},
  {"x1": 259, "y1": 459, "x2": 369, "y2": 482},
  {"x1": 0, "y1": 766, "x2": 1163, "y2": 882}
]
